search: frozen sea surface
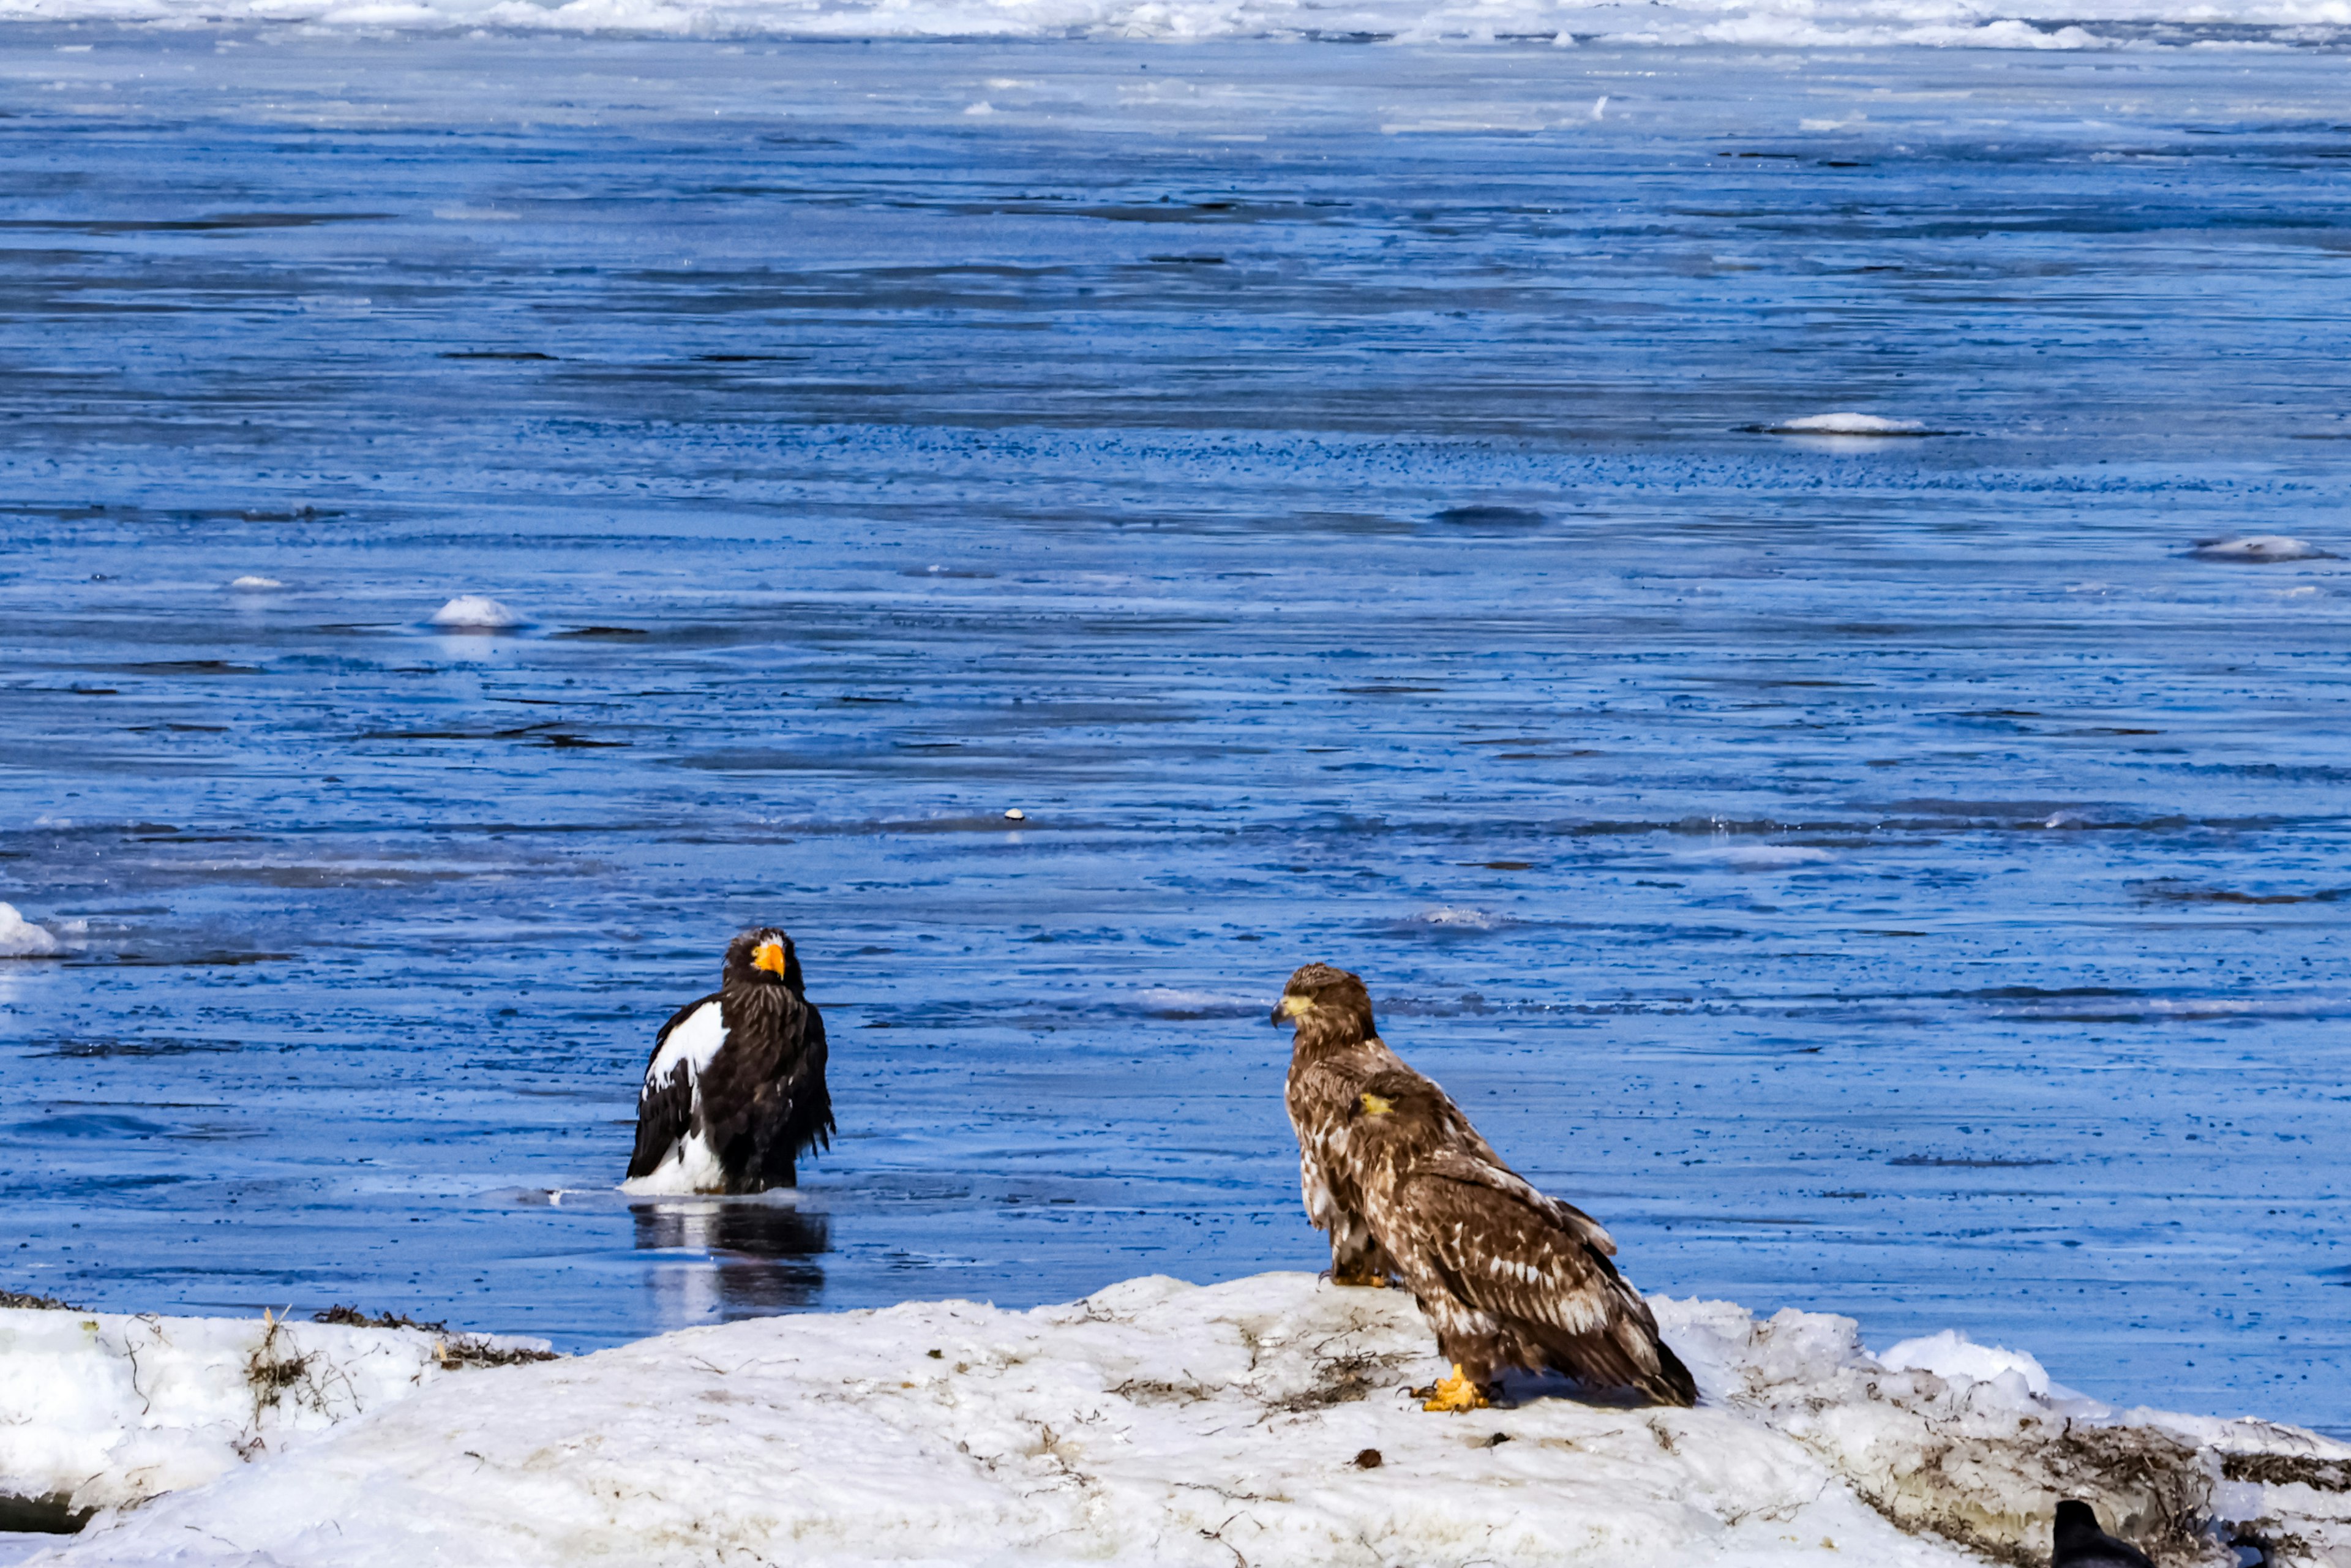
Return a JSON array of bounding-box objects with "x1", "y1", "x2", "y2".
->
[{"x1": 0, "y1": 34, "x2": 2346, "y2": 1432}]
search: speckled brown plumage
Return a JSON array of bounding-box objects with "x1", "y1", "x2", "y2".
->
[{"x1": 1275, "y1": 962, "x2": 1693, "y2": 1408}]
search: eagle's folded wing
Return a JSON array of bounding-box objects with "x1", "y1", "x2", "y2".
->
[
  {"x1": 778, "y1": 996, "x2": 834, "y2": 1158},
  {"x1": 1411, "y1": 1149, "x2": 1618, "y2": 1256},
  {"x1": 626, "y1": 994, "x2": 716, "y2": 1179},
  {"x1": 1409, "y1": 1167, "x2": 1625, "y2": 1335}
]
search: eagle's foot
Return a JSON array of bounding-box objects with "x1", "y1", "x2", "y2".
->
[
  {"x1": 1330, "y1": 1267, "x2": 1392, "y2": 1289},
  {"x1": 1419, "y1": 1365, "x2": 1489, "y2": 1414}
]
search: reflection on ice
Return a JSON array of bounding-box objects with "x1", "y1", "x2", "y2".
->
[{"x1": 632, "y1": 1200, "x2": 829, "y2": 1324}]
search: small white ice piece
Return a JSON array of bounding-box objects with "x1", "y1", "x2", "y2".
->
[
  {"x1": 228, "y1": 576, "x2": 285, "y2": 590},
  {"x1": 1772, "y1": 412, "x2": 1928, "y2": 435},
  {"x1": 1877, "y1": 1329, "x2": 2053, "y2": 1397},
  {"x1": 430, "y1": 594, "x2": 522, "y2": 630},
  {"x1": 1715, "y1": 844, "x2": 1833, "y2": 871},
  {"x1": 0, "y1": 902, "x2": 60, "y2": 958},
  {"x1": 2191, "y1": 535, "x2": 2333, "y2": 563},
  {"x1": 1003, "y1": 808, "x2": 1026, "y2": 820}
]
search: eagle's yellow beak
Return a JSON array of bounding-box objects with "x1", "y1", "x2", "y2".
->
[
  {"x1": 1275, "y1": 994, "x2": 1313, "y2": 1020},
  {"x1": 753, "y1": 941, "x2": 789, "y2": 975},
  {"x1": 1358, "y1": 1092, "x2": 1394, "y2": 1117}
]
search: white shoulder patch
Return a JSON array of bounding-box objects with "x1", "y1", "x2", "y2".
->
[{"x1": 645, "y1": 999, "x2": 729, "y2": 1092}]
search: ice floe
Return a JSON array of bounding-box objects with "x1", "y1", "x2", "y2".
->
[
  {"x1": 1711, "y1": 844, "x2": 1834, "y2": 871},
  {"x1": 0, "y1": 904, "x2": 60, "y2": 959},
  {"x1": 1764, "y1": 412, "x2": 1932, "y2": 436},
  {"x1": 427, "y1": 594, "x2": 522, "y2": 630},
  {"x1": 16, "y1": 1274, "x2": 2351, "y2": 1567},
  {"x1": 227, "y1": 576, "x2": 285, "y2": 591},
  {"x1": 2191, "y1": 535, "x2": 2336, "y2": 563},
  {"x1": 1408, "y1": 906, "x2": 1510, "y2": 929}
]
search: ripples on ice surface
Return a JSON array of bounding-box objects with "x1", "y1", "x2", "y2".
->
[{"x1": 0, "y1": 32, "x2": 2346, "y2": 1434}]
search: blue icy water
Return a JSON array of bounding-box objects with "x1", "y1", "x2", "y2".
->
[{"x1": 1, "y1": 33, "x2": 2346, "y2": 1430}]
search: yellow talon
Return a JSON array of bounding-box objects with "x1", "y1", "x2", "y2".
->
[
  {"x1": 1422, "y1": 1364, "x2": 1488, "y2": 1413},
  {"x1": 1330, "y1": 1267, "x2": 1391, "y2": 1288}
]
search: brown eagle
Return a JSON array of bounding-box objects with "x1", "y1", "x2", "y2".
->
[
  {"x1": 1275, "y1": 962, "x2": 1695, "y2": 1411},
  {"x1": 624, "y1": 927, "x2": 832, "y2": 1195}
]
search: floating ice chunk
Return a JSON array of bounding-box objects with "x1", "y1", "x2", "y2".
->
[
  {"x1": 1877, "y1": 1328, "x2": 2052, "y2": 1397},
  {"x1": 0, "y1": 903, "x2": 60, "y2": 958},
  {"x1": 1003, "y1": 808, "x2": 1025, "y2": 820},
  {"x1": 1415, "y1": 906, "x2": 1508, "y2": 928},
  {"x1": 2191, "y1": 535, "x2": 2335, "y2": 563},
  {"x1": 1769, "y1": 412, "x2": 1929, "y2": 435},
  {"x1": 430, "y1": 594, "x2": 522, "y2": 630},
  {"x1": 228, "y1": 575, "x2": 285, "y2": 590},
  {"x1": 1714, "y1": 844, "x2": 1833, "y2": 871}
]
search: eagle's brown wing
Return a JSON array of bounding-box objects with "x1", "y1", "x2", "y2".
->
[{"x1": 1397, "y1": 1155, "x2": 1695, "y2": 1406}]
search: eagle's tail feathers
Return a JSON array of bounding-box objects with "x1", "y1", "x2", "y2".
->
[{"x1": 1530, "y1": 1314, "x2": 1697, "y2": 1408}]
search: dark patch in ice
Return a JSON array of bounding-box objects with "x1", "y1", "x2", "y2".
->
[
  {"x1": 0, "y1": 211, "x2": 388, "y2": 234},
  {"x1": 2131, "y1": 880, "x2": 2347, "y2": 906},
  {"x1": 16, "y1": 1112, "x2": 171, "y2": 1138},
  {"x1": 549, "y1": 626, "x2": 649, "y2": 639},
  {"x1": 1888, "y1": 1155, "x2": 2061, "y2": 1169},
  {"x1": 1430, "y1": 505, "x2": 1546, "y2": 530},
  {"x1": 115, "y1": 661, "x2": 260, "y2": 676}
]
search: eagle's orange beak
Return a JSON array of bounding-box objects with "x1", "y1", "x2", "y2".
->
[{"x1": 753, "y1": 941, "x2": 789, "y2": 975}]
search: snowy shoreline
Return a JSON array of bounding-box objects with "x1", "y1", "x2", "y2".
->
[{"x1": 9, "y1": 1275, "x2": 2349, "y2": 1566}]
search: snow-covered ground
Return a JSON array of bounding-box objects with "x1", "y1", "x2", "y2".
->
[
  {"x1": 9, "y1": 1276, "x2": 2349, "y2": 1567},
  {"x1": 0, "y1": 1304, "x2": 550, "y2": 1532}
]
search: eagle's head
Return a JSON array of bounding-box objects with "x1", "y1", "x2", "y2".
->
[
  {"x1": 722, "y1": 927, "x2": 803, "y2": 992},
  {"x1": 1272, "y1": 962, "x2": 1375, "y2": 1040}
]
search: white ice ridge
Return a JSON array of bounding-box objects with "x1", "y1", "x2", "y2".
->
[
  {"x1": 0, "y1": 903, "x2": 60, "y2": 958},
  {"x1": 18, "y1": 1274, "x2": 2351, "y2": 1567},
  {"x1": 1769, "y1": 412, "x2": 1931, "y2": 435},
  {"x1": 228, "y1": 576, "x2": 285, "y2": 591},
  {"x1": 0, "y1": 1306, "x2": 553, "y2": 1529},
  {"x1": 428, "y1": 593, "x2": 522, "y2": 630}
]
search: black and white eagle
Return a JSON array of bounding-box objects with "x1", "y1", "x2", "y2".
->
[
  {"x1": 624, "y1": 927, "x2": 833, "y2": 1195},
  {"x1": 1275, "y1": 961, "x2": 1695, "y2": 1411}
]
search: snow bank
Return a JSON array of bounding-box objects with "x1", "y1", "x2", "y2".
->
[
  {"x1": 0, "y1": 906, "x2": 59, "y2": 959},
  {"x1": 0, "y1": 1305, "x2": 552, "y2": 1531},
  {"x1": 1880, "y1": 1328, "x2": 2058, "y2": 1398},
  {"x1": 21, "y1": 1274, "x2": 2351, "y2": 1567}
]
